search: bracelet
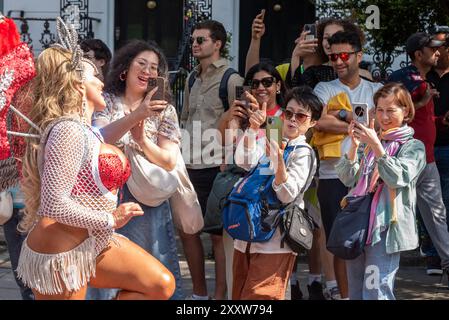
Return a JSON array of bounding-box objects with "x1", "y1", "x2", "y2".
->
[{"x1": 375, "y1": 153, "x2": 388, "y2": 162}]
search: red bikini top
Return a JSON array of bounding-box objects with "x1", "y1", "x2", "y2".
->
[{"x1": 98, "y1": 153, "x2": 131, "y2": 192}]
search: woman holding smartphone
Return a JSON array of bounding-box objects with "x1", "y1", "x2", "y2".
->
[
  {"x1": 231, "y1": 86, "x2": 322, "y2": 300},
  {"x1": 335, "y1": 83, "x2": 426, "y2": 299},
  {"x1": 87, "y1": 40, "x2": 184, "y2": 300},
  {"x1": 218, "y1": 62, "x2": 285, "y2": 143}
]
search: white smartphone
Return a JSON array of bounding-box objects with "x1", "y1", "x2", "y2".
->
[{"x1": 352, "y1": 103, "x2": 369, "y2": 126}]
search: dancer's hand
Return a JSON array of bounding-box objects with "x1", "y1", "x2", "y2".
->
[{"x1": 112, "y1": 202, "x2": 144, "y2": 229}]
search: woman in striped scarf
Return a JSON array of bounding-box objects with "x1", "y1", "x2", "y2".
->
[{"x1": 335, "y1": 82, "x2": 426, "y2": 300}]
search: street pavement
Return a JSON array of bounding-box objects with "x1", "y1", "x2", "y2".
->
[{"x1": 0, "y1": 232, "x2": 448, "y2": 300}]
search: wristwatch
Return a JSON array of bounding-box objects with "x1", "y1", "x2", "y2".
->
[{"x1": 337, "y1": 109, "x2": 348, "y2": 122}]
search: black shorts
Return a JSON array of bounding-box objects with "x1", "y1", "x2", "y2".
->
[
  {"x1": 187, "y1": 167, "x2": 222, "y2": 235},
  {"x1": 317, "y1": 179, "x2": 349, "y2": 240}
]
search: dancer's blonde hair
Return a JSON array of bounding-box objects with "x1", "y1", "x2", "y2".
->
[{"x1": 19, "y1": 47, "x2": 84, "y2": 232}]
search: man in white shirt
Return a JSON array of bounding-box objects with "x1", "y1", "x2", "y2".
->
[{"x1": 313, "y1": 30, "x2": 382, "y2": 299}]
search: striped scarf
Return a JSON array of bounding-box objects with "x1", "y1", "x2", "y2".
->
[{"x1": 350, "y1": 125, "x2": 414, "y2": 245}]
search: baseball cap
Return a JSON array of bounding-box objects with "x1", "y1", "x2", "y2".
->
[{"x1": 406, "y1": 32, "x2": 444, "y2": 55}]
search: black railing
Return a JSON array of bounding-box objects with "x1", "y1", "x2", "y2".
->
[
  {"x1": 168, "y1": 0, "x2": 212, "y2": 115},
  {"x1": 8, "y1": 10, "x2": 100, "y2": 51}
]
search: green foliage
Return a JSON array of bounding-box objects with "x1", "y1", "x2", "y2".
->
[
  {"x1": 317, "y1": 0, "x2": 449, "y2": 56},
  {"x1": 222, "y1": 32, "x2": 234, "y2": 61}
]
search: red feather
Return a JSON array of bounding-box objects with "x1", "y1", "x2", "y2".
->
[{"x1": 0, "y1": 17, "x2": 21, "y2": 57}]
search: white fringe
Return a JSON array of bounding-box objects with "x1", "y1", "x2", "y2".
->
[{"x1": 17, "y1": 237, "x2": 97, "y2": 296}]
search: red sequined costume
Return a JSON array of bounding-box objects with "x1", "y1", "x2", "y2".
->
[{"x1": 0, "y1": 17, "x2": 36, "y2": 191}]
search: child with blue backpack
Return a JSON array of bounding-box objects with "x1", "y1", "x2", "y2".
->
[{"x1": 228, "y1": 86, "x2": 323, "y2": 300}]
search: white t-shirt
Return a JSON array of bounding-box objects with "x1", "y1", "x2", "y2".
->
[{"x1": 314, "y1": 78, "x2": 383, "y2": 179}]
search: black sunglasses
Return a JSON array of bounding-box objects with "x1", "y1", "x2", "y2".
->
[
  {"x1": 250, "y1": 77, "x2": 276, "y2": 89},
  {"x1": 190, "y1": 36, "x2": 210, "y2": 45}
]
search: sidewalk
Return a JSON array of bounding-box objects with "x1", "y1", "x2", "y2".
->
[{"x1": 1, "y1": 233, "x2": 448, "y2": 300}]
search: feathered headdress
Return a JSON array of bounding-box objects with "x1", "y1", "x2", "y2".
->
[{"x1": 0, "y1": 14, "x2": 36, "y2": 191}]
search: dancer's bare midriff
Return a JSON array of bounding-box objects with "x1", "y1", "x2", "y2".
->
[{"x1": 26, "y1": 217, "x2": 90, "y2": 254}]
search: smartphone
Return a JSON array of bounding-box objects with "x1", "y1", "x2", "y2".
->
[
  {"x1": 266, "y1": 116, "x2": 284, "y2": 146},
  {"x1": 235, "y1": 85, "x2": 251, "y2": 108},
  {"x1": 353, "y1": 103, "x2": 369, "y2": 126},
  {"x1": 147, "y1": 77, "x2": 166, "y2": 101},
  {"x1": 304, "y1": 23, "x2": 317, "y2": 41}
]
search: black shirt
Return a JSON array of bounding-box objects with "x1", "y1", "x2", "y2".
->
[{"x1": 286, "y1": 64, "x2": 337, "y2": 89}]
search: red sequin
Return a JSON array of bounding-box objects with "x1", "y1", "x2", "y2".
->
[{"x1": 98, "y1": 153, "x2": 131, "y2": 192}]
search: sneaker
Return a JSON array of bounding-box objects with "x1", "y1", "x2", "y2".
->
[
  {"x1": 290, "y1": 281, "x2": 303, "y2": 300},
  {"x1": 426, "y1": 256, "x2": 443, "y2": 275},
  {"x1": 307, "y1": 281, "x2": 326, "y2": 300},
  {"x1": 324, "y1": 286, "x2": 342, "y2": 300}
]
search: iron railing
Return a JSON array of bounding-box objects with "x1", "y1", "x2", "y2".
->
[
  {"x1": 8, "y1": 10, "x2": 100, "y2": 52},
  {"x1": 168, "y1": 0, "x2": 212, "y2": 114}
]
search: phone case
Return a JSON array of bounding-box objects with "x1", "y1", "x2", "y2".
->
[
  {"x1": 147, "y1": 77, "x2": 166, "y2": 100},
  {"x1": 266, "y1": 116, "x2": 283, "y2": 146},
  {"x1": 353, "y1": 103, "x2": 369, "y2": 126},
  {"x1": 304, "y1": 24, "x2": 317, "y2": 40},
  {"x1": 235, "y1": 86, "x2": 251, "y2": 108}
]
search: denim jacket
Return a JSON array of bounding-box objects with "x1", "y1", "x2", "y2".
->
[{"x1": 335, "y1": 138, "x2": 426, "y2": 254}]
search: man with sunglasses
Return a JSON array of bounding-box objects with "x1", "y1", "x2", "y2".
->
[
  {"x1": 388, "y1": 32, "x2": 449, "y2": 286},
  {"x1": 400, "y1": 31, "x2": 449, "y2": 278},
  {"x1": 180, "y1": 20, "x2": 243, "y2": 301},
  {"x1": 313, "y1": 30, "x2": 382, "y2": 300}
]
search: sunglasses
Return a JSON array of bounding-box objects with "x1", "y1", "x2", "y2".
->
[
  {"x1": 190, "y1": 36, "x2": 210, "y2": 45},
  {"x1": 329, "y1": 51, "x2": 359, "y2": 62},
  {"x1": 250, "y1": 77, "x2": 276, "y2": 89},
  {"x1": 284, "y1": 109, "x2": 311, "y2": 123}
]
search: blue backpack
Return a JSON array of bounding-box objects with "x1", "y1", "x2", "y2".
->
[{"x1": 223, "y1": 145, "x2": 303, "y2": 242}]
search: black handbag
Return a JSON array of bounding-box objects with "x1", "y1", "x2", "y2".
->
[
  {"x1": 280, "y1": 145, "x2": 316, "y2": 252},
  {"x1": 280, "y1": 203, "x2": 316, "y2": 251},
  {"x1": 326, "y1": 193, "x2": 373, "y2": 260}
]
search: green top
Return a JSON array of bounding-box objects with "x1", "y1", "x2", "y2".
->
[{"x1": 335, "y1": 138, "x2": 426, "y2": 254}]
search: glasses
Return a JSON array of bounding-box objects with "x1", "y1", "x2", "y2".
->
[
  {"x1": 135, "y1": 60, "x2": 158, "y2": 74},
  {"x1": 284, "y1": 109, "x2": 311, "y2": 123},
  {"x1": 190, "y1": 36, "x2": 210, "y2": 45},
  {"x1": 250, "y1": 77, "x2": 276, "y2": 89},
  {"x1": 329, "y1": 51, "x2": 359, "y2": 62}
]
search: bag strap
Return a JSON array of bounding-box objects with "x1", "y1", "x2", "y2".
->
[{"x1": 219, "y1": 68, "x2": 239, "y2": 111}]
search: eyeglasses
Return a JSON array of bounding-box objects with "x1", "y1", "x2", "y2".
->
[
  {"x1": 190, "y1": 36, "x2": 210, "y2": 45},
  {"x1": 283, "y1": 109, "x2": 311, "y2": 123},
  {"x1": 329, "y1": 51, "x2": 359, "y2": 62},
  {"x1": 135, "y1": 59, "x2": 158, "y2": 73},
  {"x1": 250, "y1": 77, "x2": 276, "y2": 89}
]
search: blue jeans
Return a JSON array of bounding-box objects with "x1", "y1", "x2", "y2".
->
[
  {"x1": 346, "y1": 232, "x2": 400, "y2": 300},
  {"x1": 3, "y1": 209, "x2": 34, "y2": 300},
  {"x1": 435, "y1": 146, "x2": 449, "y2": 230},
  {"x1": 416, "y1": 147, "x2": 449, "y2": 258},
  {"x1": 86, "y1": 184, "x2": 183, "y2": 300}
]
